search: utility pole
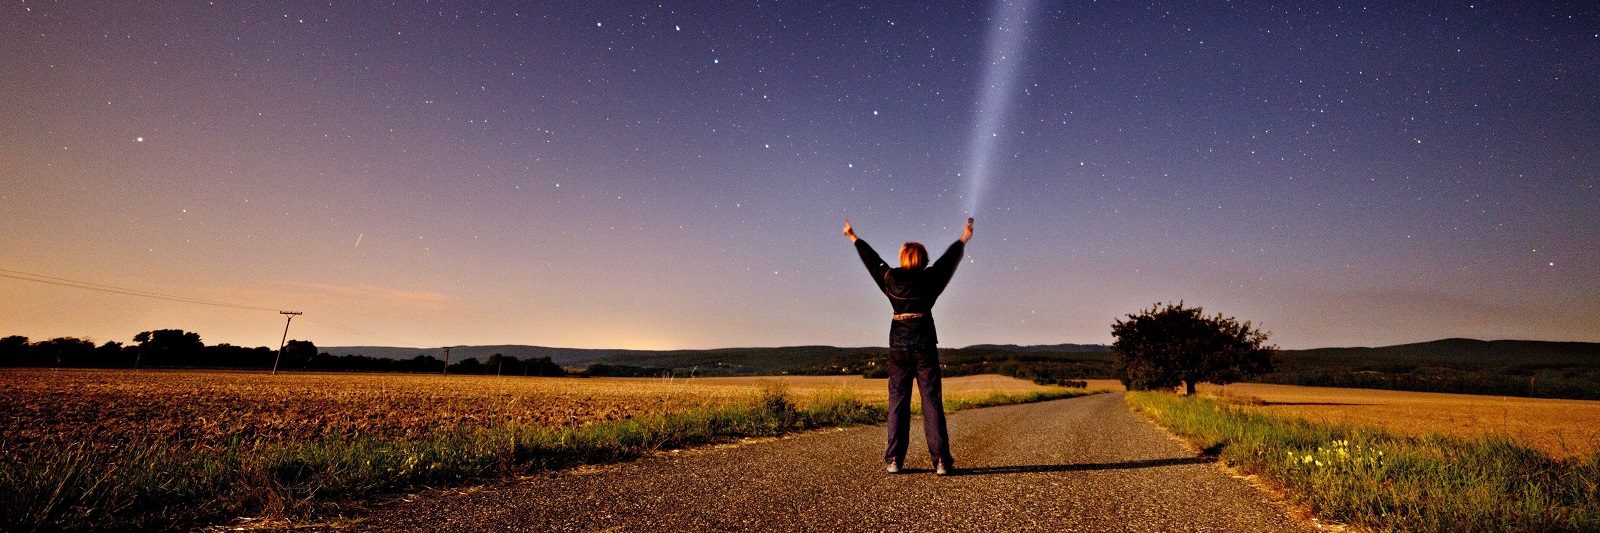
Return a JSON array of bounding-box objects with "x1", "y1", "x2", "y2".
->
[
  {"x1": 272, "y1": 311, "x2": 303, "y2": 375},
  {"x1": 442, "y1": 346, "x2": 452, "y2": 375}
]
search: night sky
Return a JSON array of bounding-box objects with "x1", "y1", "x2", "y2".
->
[{"x1": 3, "y1": 1, "x2": 1597, "y2": 350}]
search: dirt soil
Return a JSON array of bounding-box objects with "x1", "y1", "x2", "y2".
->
[{"x1": 0, "y1": 369, "x2": 1069, "y2": 448}]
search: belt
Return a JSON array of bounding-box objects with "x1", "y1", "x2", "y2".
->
[{"x1": 892, "y1": 313, "x2": 926, "y2": 321}]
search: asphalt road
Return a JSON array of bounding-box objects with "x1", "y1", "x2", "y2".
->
[{"x1": 354, "y1": 392, "x2": 1316, "y2": 532}]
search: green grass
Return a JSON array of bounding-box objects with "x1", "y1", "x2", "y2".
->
[
  {"x1": 943, "y1": 388, "x2": 1104, "y2": 410},
  {"x1": 1126, "y1": 391, "x2": 1600, "y2": 532},
  {"x1": 1, "y1": 385, "x2": 1100, "y2": 531}
]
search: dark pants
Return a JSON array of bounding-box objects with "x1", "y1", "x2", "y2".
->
[{"x1": 884, "y1": 347, "x2": 952, "y2": 467}]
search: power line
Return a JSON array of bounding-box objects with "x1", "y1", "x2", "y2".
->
[
  {"x1": 2, "y1": 266, "x2": 427, "y2": 347},
  {"x1": 0, "y1": 267, "x2": 280, "y2": 312}
]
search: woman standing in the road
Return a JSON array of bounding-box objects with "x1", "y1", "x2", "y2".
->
[{"x1": 844, "y1": 217, "x2": 972, "y2": 476}]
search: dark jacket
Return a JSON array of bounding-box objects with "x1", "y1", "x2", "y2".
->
[{"x1": 854, "y1": 239, "x2": 965, "y2": 349}]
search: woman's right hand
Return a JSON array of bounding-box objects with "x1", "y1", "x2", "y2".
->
[
  {"x1": 843, "y1": 219, "x2": 858, "y2": 242},
  {"x1": 960, "y1": 218, "x2": 973, "y2": 243}
]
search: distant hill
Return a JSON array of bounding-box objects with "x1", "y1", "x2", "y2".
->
[
  {"x1": 322, "y1": 343, "x2": 1116, "y2": 376},
  {"x1": 1275, "y1": 338, "x2": 1600, "y2": 373},
  {"x1": 323, "y1": 345, "x2": 639, "y2": 367},
  {"x1": 325, "y1": 338, "x2": 1600, "y2": 383},
  {"x1": 961, "y1": 343, "x2": 1111, "y2": 353},
  {"x1": 322, "y1": 345, "x2": 894, "y2": 375},
  {"x1": 1264, "y1": 338, "x2": 1600, "y2": 400}
]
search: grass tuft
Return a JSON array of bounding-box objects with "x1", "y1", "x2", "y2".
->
[{"x1": 1127, "y1": 391, "x2": 1600, "y2": 532}]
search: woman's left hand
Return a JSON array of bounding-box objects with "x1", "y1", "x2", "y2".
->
[{"x1": 960, "y1": 218, "x2": 973, "y2": 243}]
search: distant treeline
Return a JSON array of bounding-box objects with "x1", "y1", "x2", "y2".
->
[
  {"x1": 784, "y1": 347, "x2": 1116, "y2": 386},
  {"x1": 1255, "y1": 369, "x2": 1600, "y2": 401},
  {"x1": 11, "y1": 330, "x2": 1599, "y2": 400},
  {"x1": 0, "y1": 331, "x2": 1114, "y2": 384},
  {"x1": 1257, "y1": 338, "x2": 1600, "y2": 401},
  {"x1": 0, "y1": 331, "x2": 565, "y2": 377}
]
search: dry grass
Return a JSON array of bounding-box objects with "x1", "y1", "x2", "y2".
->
[
  {"x1": 0, "y1": 368, "x2": 1065, "y2": 449},
  {"x1": 1195, "y1": 382, "x2": 1600, "y2": 458}
]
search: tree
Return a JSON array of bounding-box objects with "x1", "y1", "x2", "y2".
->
[
  {"x1": 34, "y1": 337, "x2": 97, "y2": 367},
  {"x1": 448, "y1": 357, "x2": 486, "y2": 375},
  {"x1": 485, "y1": 353, "x2": 513, "y2": 376},
  {"x1": 403, "y1": 354, "x2": 442, "y2": 373},
  {"x1": 0, "y1": 336, "x2": 33, "y2": 366},
  {"x1": 1111, "y1": 302, "x2": 1275, "y2": 395},
  {"x1": 206, "y1": 343, "x2": 275, "y2": 368},
  {"x1": 523, "y1": 356, "x2": 565, "y2": 377},
  {"x1": 132, "y1": 329, "x2": 204, "y2": 368},
  {"x1": 281, "y1": 340, "x2": 318, "y2": 369},
  {"x1": 93, "y1": 341, "x2": 125, "y2": 367}
]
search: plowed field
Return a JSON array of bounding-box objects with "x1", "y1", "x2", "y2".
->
[{"x1": 0, "y1": 369, "x2": 1060, "y2": 448}]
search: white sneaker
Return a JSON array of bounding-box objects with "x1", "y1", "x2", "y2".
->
[
  {"x1": 935, "y1": 461, "x2": 950, "y2": 476},
  {"x1": 886, "y1": 461, "x2": 901, "y2": 474}
]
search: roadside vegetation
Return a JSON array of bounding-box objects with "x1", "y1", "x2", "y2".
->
[
  {"x1": 1127, "y1": 391, "x2": 1600, "y2": 532},
  {"x1": 0, "y1": 370, "x2": 1100, "y2": 531}
]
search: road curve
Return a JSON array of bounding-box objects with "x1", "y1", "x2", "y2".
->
[{"x1": 354, "y1": 392, "x2": 1314, "y2": 532}]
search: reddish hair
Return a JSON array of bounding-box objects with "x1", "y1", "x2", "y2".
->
[{"x1": 899, "y1": 242, "x2": 928, "y2": 269}]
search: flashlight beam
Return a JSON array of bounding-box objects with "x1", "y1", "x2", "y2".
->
[{"x1": 962, "y1": 0, "x2": 1041, "y2": 215}]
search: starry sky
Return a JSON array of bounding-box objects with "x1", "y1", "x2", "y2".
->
[{"x1": 3, "y1": 1, "x2": 1597, "y2": 351}]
